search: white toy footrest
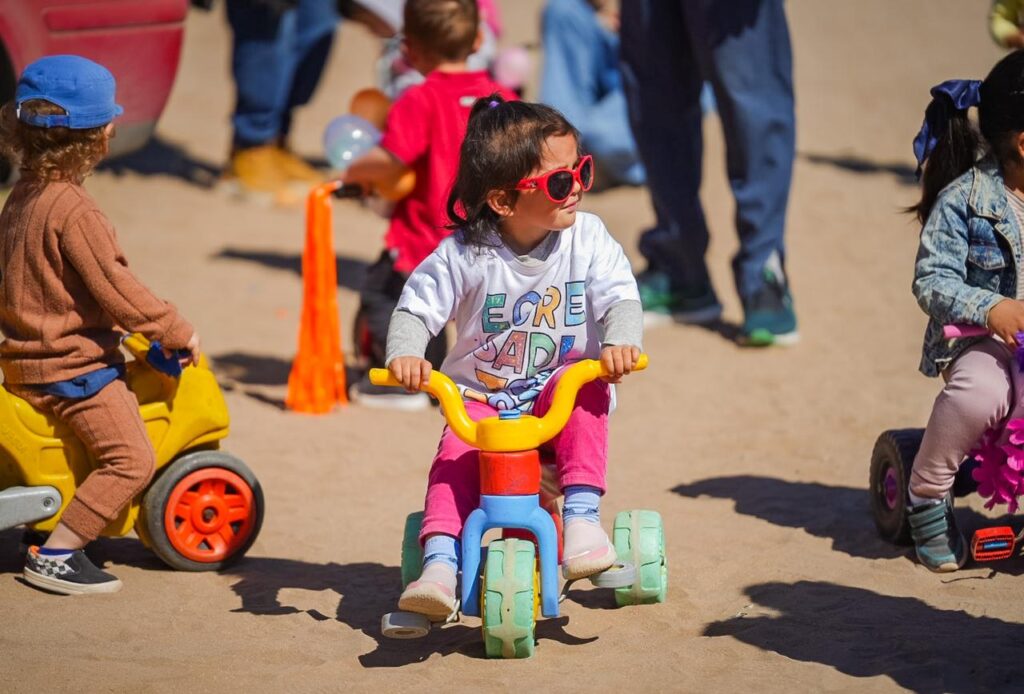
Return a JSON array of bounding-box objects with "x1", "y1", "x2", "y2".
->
[
  {"x1": 588, "y1": 561, "x2": 637, "y2": 589},
  {"x1": 381, "y1": 611, "x2": 431, "y2": 639},
  {"x1": 0, "y1": 486, "x2": 61, "y2": 532}
]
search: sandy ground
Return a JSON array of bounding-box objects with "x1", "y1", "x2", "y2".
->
[{"x1": 1, "y1": 1, "x2": 1021, "y2": 692}]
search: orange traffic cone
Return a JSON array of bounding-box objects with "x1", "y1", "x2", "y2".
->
[{"x1": 285, "y1": 181, "x2": 349, "y2": 413}]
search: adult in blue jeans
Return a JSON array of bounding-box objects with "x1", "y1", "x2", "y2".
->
[
  {"x1": 620, "y1": 0, "x2": 798, "y2": 346},
  {"x1": 225, "y1": 0, "x2": 340, "y2": 200},
  {"x1": 540, "y1": 0, "x2": 645, "y2": 188}
]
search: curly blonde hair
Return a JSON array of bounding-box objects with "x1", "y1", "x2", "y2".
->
[{"x1": 0, "y1": 99, "x2": 109, "y2": 182}]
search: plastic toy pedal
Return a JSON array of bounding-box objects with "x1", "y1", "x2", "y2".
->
[
  {"x1": 589, "y1": 561, "x2": 637, "y2": 589},
  {"x1": 971, "y1": 526, "x2": 1015, "y2": 562},
  {"x1": 381, "y1": 611, "x2": 431, "y2": 639}
]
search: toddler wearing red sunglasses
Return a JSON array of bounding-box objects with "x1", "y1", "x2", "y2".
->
[{"x1": 384, "y1": 94, "x2": 643, "y2": 618}]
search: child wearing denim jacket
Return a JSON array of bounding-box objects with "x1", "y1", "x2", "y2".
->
[
  {"x1": 909, "y1": 51, "x2": 1024, "y2": 571},
  {"x1": 0, "y1": 56, "x2": 200, "y2": 594}
]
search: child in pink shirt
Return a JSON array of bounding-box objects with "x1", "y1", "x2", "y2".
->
[{"x1": 344, "y1": 0, "x2": 516, "y2": 409}]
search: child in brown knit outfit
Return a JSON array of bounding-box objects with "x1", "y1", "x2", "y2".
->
[{"x1": 0, "y1": 55, "x2": 200, "y2": 595}]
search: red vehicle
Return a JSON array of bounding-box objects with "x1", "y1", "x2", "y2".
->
[{"x1": 0, "y1": 0, "x2": 188, "y2": 157}]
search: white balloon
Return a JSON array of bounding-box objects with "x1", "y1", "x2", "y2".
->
[{"x1": 323, "y1": 114, "x2": 381, "y2": 171}]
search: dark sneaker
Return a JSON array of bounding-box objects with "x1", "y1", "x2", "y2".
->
[
  {"x1": 740, "y1": 262, "x2": 798, "y2": 346},
  {"x1": 908, "y1": 498, "x2": 967, "y2": 572},
  {"x1": 23, "y1": 546, "x2": 123, "y2": 595},
  {"x1": 352, "y1": 374, "x2": 430, "y2": 411},
  {"x1": 637, "y1": 270, "x2": 722, "y2": 326}
]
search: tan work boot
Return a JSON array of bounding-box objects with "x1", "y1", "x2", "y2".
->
[
  {"x1": 224, "y1": 145, "x2": 302, "y2": 206},
  {"x1": 273, "y1": 146, "x2": 323, "y2": 183}
]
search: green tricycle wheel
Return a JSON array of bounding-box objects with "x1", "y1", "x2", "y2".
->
[
  {"x1": 612, "y1": 510, "x2": 667, "y2": 606},
  {"x1": 400, "y1": 511, "x2": 424, "y2": 589},
  {"x1": 481, "y1": 538, "x2": 537, "y2": 659}
]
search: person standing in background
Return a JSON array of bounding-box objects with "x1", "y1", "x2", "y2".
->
[
  {"x1": 620, "y1": 0, "x2": 798, "y2": 347},
  {"x1": 223, "y1": 0, "x2": 339, "y2": 204},
  {"x1": 540, "y1": 0, "x2": 645, "y2": 188}
]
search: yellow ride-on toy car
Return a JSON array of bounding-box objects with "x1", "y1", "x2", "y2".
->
[{"x1": 0, "y1": 334, "x2": 263, "y2": 571}]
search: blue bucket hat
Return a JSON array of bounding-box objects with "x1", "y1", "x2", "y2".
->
[{"x1": 15, "y1": 55, "x2": 123, "y2": 129}]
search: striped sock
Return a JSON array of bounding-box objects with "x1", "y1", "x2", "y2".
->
[
  {"x1": 36, "y1": 546, "x2": 74, "y2": 560},
  {"x1": 422, "y1": 533, "x2": 458, "y2": 571},
  {"x1": 563, "y1": 484, "x2": 601, "y2": 524}
]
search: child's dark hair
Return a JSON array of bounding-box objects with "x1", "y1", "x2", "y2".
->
[
  {"x1": 0, "y1": 99, "x2": 108, "y2": 182},
  {"x1": 404, "y1": 0, "x2": 479, "y2": 62},
  {"x1": 911, "y1": 51, "x2": 1024, "y2": 223},
  {"x1": 447, "y1": 94, "x2": 580, "y2": 247}
]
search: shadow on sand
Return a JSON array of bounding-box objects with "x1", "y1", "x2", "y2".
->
[
  {"x1": 800, "y1": 151, "x2": 917, "y2": 186},
  {"x1": 705, "y1": 580, "x2": 1024, "y2": 693},
  {"x1": 209, "y1": 352, "x2": 365, "y2": 410},
  {"x1": 672, "y1": 475, "x2": 1013, "y2": 562},
  {"x1": 224, "y1": 556, "x2": 597, "y2": 666},
  {"x1": 98, "y1": 135, "x2": 221, "y2": 188},
  {"x1": 0, "y1": 531, "x2": 595, "y2": 665},
  {"x1": 213, "y1": 248, "x2": 368, "y2": 292}
]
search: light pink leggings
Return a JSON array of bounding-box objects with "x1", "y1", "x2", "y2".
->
[
  {"x1": 419, "y1": 374, "x2": 611, "y2": 543},
  {"x1": 911, "y1": 339, "x2": 1017, "y2": 499}
]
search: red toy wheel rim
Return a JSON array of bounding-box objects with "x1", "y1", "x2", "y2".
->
[{"x1": 164, "y1": 468, "x2": 256, "y2": 563}]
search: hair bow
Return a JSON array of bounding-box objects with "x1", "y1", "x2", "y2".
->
[{"x1": 912, "y1": 79, "x2": 982, "y2": 178}]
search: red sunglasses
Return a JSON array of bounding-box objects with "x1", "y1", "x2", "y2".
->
[{"x1": 515, "y1": 155, "x2": 594, "y2": 203}]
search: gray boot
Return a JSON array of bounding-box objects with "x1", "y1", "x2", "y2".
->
[{"x1": 908, "y1": 498, "x2": 967, "y2": 572}]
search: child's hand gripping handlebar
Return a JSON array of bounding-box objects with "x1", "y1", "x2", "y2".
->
[
  {"x1": 368, "y1": 355, "x2": 649, "y2": 452},
  {"x1": 943, "y1": 323, "x2": 1024, "y2": 372},
  {"x1": 121, "y1": 333, "x2": 194, "y2": 377}
]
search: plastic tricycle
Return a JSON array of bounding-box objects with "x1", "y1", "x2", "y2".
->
[
  {"x1": 0, "y1": 334, "x2": 264, "y2": 571},
  {"x1": 870, "y1": 323, "x2": 1023, "y2": 562},
  {"x1": 373, "y1": 356, "x2": 667, "y2": 658}
]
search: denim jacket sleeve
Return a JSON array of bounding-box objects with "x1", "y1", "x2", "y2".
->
[{"x1": 912, "y1": 186, "x2": 1004, "y2": 327}]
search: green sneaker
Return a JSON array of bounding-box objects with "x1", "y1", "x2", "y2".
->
[
  {"x1": 908, "y1": 498, "x2": 967, "y2": 572},
  {"x1": 740, "y1": 258, "x2": 798, "y2": 346},
  {"x1": 637, "y1": 270, "x2": 722, "y2": 325}
]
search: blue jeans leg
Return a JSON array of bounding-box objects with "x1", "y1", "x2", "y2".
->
[
  {"x1": 621, "y1": 0, "x2": 795, "y2": 300},
  {"x1": 541, "y1": 0, "x2": 645, "y2": 187},
  {"x1": 689, "y1": 0, "x2": 795, "y2": 299},
  {"x1": 585, "y1": 90, "x2": 647, "y2": 187},
  {"x1": 280, "y1": 0, "x2": 340, "y2": 140},
  {"x1": 228, "y1": 0, "x2": 338, "y2": 148},
  {"x1": 620, "y1": 0, "x2": 711, "y2": 295}
]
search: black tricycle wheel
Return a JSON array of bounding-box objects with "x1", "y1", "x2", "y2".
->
[{"x1": 869, "y1": 429, "x2": 923, "y2": 545}]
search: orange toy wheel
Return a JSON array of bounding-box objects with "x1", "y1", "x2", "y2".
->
[
  {"x1": 139, "y1": 451, "x2": 264, "y2": 571},
  {"x1": 165, "y1": 468, "x2": 255, "y2": 563}
]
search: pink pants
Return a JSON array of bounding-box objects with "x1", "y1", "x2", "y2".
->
[
  {"x1": 911, "y1": 339, "x2": 1016, "y2": 499},
  {"x1": 419, "y1": 375, "x2": 611, "y2": 542}
]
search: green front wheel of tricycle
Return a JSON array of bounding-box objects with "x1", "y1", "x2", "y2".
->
[
  {"x1": 613, "y1": 510, "x2": 667, "y2": 606},
  {"x1": 400, "y1": 511, "x2": 424, "y2": 589},
  {"x1": 481, "y1": 538, "x2": 537, "y2": 658}
]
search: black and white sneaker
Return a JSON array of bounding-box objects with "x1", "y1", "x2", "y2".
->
[{"x1": 23, "y1": 546, "x2": 123, "y2": 595}]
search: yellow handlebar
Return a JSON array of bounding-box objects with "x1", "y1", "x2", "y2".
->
[
  {"x1": 121, "y1": 333, "x2": 204, "y2": 371},
  {"x1": 369, "y1": 354, "x2": 648, "y2": 452},
  {"x1": 121, "y1": 333, "x2": 152, "y2": 361}
]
